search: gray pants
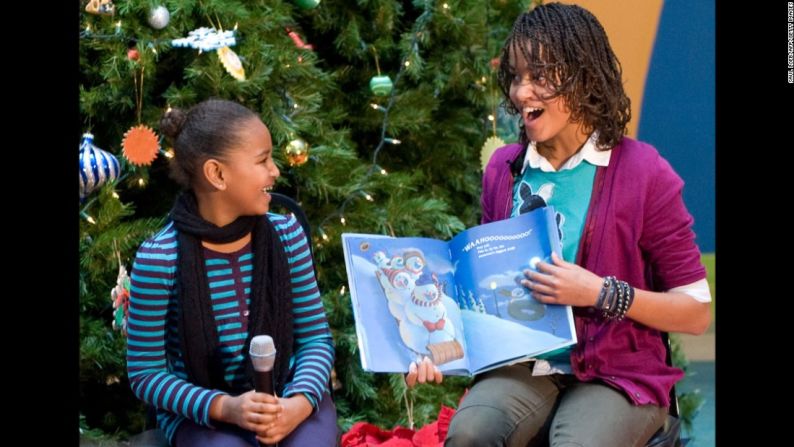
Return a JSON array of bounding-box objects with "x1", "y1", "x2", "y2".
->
[{"x1": 446, "y1": 364, "x2": 667, "y2": 447}]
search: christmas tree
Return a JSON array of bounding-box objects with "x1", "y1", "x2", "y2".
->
[{"x1": 79, "y1": 0, "x2": 533, "y2": 439}]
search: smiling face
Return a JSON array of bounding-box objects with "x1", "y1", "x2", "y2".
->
[
  {"x1": 391, "y1": 271, "x2": 412, "y2": 290},
  {"x1": 413, "y1": 282, "x2": 439, "y2": 303},
  {"x1": 219, "y1": 117, "x2": 280, "y2": 217},
  {"x1": 405, "y1": 254, "x2": 425, "y2": 274},
  {"x1": 507, "y1": 43, "x2": 583, "y2": 148}
]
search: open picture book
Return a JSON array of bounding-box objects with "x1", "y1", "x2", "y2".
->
[{"x1": 341, "y1": 207, "x2": 577, "y2": 376}]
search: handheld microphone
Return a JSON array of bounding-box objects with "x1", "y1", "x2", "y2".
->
[
  {"x1": 250, "y1": 335, "x2": 277, "y2": 447},
  {"x1": 249, "y1": 335, "x2": 277, "y2": 395}
]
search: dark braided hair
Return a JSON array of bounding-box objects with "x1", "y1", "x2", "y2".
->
[{"x1": 497, "y1": 2, "x2": 631, "y2": 149}]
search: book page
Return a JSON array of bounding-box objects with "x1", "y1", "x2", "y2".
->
[
  {"x1": 342, "y1": 234, "x2": 471, "y2": 375},
  {"x1": 447, "y1": 207, "x2": 577, "y2": 374}
]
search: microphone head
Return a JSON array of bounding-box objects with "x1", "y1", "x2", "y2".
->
[{"x1": 249, "y1": 335, "x2": 277, "y2": 372}]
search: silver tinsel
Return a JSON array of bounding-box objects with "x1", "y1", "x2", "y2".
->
[{"x1": 148, "y1": 5, "x2": 170, "y2": 30}]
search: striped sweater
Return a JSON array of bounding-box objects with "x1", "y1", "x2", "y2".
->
[{"x1": 126, "y1": 213, "x2": 334, "y2": 443}]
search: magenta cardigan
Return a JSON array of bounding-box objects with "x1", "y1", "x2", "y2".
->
[{"x1": 481, "y1": 137, "x2": 706, "y2": 407}]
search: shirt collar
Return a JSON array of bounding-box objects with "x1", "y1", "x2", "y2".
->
[{"x1": 521, "y1": 132, "x2": 610, "y2": 173}]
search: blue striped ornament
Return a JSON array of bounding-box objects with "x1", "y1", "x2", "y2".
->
[{"x1": 79, "y1": 133, "x2": 120, "y2": 200}]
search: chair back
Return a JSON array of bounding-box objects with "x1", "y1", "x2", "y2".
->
[{"x1": 269, "y1": 193, "x2": 313, "y2": 254}]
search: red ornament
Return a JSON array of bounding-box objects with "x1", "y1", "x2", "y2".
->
[
  {"x1": 286, "y1": 27, "x2": 314, "y2": 50},
  {"x1": 127, "y1": 48, "x2": 140, "y2": 61},
  {"x1": 490, "y1": 57, "x2": 500, "y2": 70}
]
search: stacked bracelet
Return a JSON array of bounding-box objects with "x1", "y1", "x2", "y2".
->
[{"x1": 594, "y1": 276, "x2": 635, "y2": 321}]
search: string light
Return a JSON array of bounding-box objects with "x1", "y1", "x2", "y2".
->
[
  {"x1": 112, "y1": 191, "x2": 120, "y2": 199},
  {"x1": 160, "y1": 148, "x2": 174, "y2": 158},
  {"x1": 138, "y1": 178, "x2": 146, "y2": 187},
  {"x1": 339, "y1": 285, "x2": 346, "y2": 296},
  {"x1": 487, "y1": 114, "x2": 495, "y2": 121},
  {"x1": 384, "y1": 138, "x2": 401, "y2": 145},
  {"x1": 370, "y1": 103, "x2": 387, "y2": 112},
  {"x1": 81, "y1": 211, "x2": 97, "y2": 225},
  {"x1": 115, "y1": 21, "x2": 122, "y2": 34},
  {"x1": 380, "y1": 168, "x2": 388, "y2": 175},
  {"x1": 442, "y1": 3, "x2": 450, "y2": 10},
  {"x1": 404, "y1": 60, "x2": 411, "y2": 67},
  {"x1": 340, "y1": 216, "x2": 346, "y2": 225}
]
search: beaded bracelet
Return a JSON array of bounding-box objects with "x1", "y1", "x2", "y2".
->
[{"x1": 595, "y1": 276, "x2": 635, "y2": 321}]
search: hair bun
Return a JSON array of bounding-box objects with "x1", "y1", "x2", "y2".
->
[{"x1": 159, "y1": 107, "x2": 188, "y2": 141}]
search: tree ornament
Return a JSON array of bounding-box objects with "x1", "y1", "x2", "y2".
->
[
  {"x1": 85, "y1": 0, "x2": 115, "y2": 16},
  {"x1": 285, "y1": 137, "x2": 310, "y2": 166},
  {"x1": 171, "y1": 27, "x2": 236, "y2": 52},
  {"x1": 217, "y1": 46, "x2": 246, "y2": 81},
  {"x1": 79, "y1": 133, "x2": 120, "y2": 200},
  {"x1": 122, "y1": 125, "x2": 160, "y2": 166},
  {"x1": 286, "y1": 27, "x2": 314, "y2": 50},
  {"x1": 110, "y1": 263, "x2": 131, "y2": 336},
  {"x1": 480, "y1": 135, "x2": 506, "y2": 170},
  {"x1": 293, "y1": 0, "x2": 321, "y2": 10},
  {"x1": 148, "y1": 5, "x2": 171, "y2": 30},
  {"x1": 127, "y1": 48, "x2": 140, "y2": 61},
  {"x1": 369, "y1": 75, "x2": 393, "y2": 96}
]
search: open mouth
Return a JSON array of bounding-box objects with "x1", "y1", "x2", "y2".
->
[{"x1": 524, "y1": 107, "x2": 544, "y2": 122}]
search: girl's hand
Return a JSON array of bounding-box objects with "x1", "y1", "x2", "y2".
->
[
  {"x1": 220, "y1": 390, "x2": 283, "y2": 433},
  {"x1": 405, "y1": 356, "x2": 443, "y2": 388},
  {"x1": 521, "y1": 252, "x2": 603, "y2": 307},
  {"x1": 256, "y1": 394, "x2": 313, "y2": 444}
]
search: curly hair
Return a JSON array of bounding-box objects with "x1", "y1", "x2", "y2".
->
[{"x1": 497, "y1": 2, "x2": 631, "y2": 149}]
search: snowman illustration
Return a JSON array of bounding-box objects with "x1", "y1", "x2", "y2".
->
[
  {"x1": 402, "y1": 250, "x2": 426, "y2": 281},
  {"x1": 400, "y1": 271, "x2": 464, "y2": 365},
  {"x1": 375, "y1": 266, "x2": 414, "y2": 321},
  {"x1": 388, "y1": 254, "x2": 405, "y2": 270},
  {"x1": 372, "y1": 250, "x2": 390, "y2": 269}
]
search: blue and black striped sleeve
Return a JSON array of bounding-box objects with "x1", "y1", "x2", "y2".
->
[{"x1": 126, "y1": 223, "x2": 225, "y2": 431}]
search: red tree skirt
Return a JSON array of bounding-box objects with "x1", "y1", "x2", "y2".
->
[{"x1": 341, "y1": 405, "x2": 456, "y2": 447}]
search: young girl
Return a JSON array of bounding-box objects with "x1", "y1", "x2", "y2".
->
[
  {"x1": 126, "y1": 99, "x2": 337, "y2": 446},
  {"x1": 406, "y1": 3, "x2": 711, "y2": 446}
]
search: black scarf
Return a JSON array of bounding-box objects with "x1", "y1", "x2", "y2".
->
[{"x1": 170, "y1": 192, "x2": 293, "y2": 394}]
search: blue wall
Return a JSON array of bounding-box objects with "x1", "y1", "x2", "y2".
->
[{"x1": 638, "y1": 0, "x2": 715, "y2": 252}]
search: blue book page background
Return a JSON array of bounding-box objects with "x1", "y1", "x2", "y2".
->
[
  {"x1": 341, "y1": 234, "x2": 470, "y2": 374},
  {"x1": 448, "y1": 207, "x2": 577, "y2": 373}
]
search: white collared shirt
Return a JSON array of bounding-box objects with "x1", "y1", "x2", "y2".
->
[{"x1": 521, "y1": 132, "x2": 610, "y2": 173}]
